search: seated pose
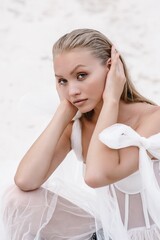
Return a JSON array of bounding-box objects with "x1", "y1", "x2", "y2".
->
[{"x1": 3, "y1": 28, "x2": 160, "y2": 240}]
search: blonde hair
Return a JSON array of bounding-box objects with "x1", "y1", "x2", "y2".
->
[{"x1": 53, "y1": 28, "x2": 155, "y2": 105}]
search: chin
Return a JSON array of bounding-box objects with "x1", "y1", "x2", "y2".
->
[
  {"x1": 78, "y1": 103, "x2": 96, "y2": 113},
  {"x1": 79, "y1": 107, "x2": 94, "y2": 114}
]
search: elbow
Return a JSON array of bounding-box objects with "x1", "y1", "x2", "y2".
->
[
  {"x1": 84, "y1": 176, "x2": 101, "y2": 188},
  {"x1": 84, "y1": 172, "x2": 111, "y2": 188},
  {"x1": 14, "y1": 175, "x2": 40, "y2": 192}
]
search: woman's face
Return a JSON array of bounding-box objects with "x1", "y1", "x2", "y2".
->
[{"x1": 54, "y1": 48, "x2": 109, "y2": 113}]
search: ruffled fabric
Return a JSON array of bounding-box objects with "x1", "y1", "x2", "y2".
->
[
  {"x1": 3, "y1": 121, "x2": 160, "y2": 240},
  {"x1": 2, "y1": 182, "x2": 97, "y2": 240},
  {"x1": 98, "y1": 123, "x2": 160, "y2": 240}
]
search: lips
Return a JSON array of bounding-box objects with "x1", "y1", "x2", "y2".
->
[
  {"x1": 73, "y1": 98, "x2": 88, "y2": 105},
  {"x1": 73, "y1": 99, "x2": 87, "y2": 103}
]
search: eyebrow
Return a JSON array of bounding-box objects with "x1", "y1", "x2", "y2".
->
[{"x1": 55, "y1": 64, "x2": 86, "y2": 78}]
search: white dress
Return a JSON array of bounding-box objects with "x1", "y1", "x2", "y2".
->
[{"x1": 2, "y1": 117, "x2": 160, "y2": 240}]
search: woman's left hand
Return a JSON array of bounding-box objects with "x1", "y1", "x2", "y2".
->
[{"x1": 103, "y1": 46, "x2": 126, "y2": 103}]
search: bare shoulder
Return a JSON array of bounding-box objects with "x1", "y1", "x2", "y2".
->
[{"x1": 136, "y1": 104, "x2": 160, "y2": 137}]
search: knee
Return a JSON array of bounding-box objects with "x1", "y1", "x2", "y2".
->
[
  {"x1": 2, "y1": 185, "x2": 55, "y2": 238},
  {"x1": 3, "y1": 184, "x2": 54, "y2": 212},
  {"x1": 3, "y1": 184, "x2": 47, "y2": 219},
  {"x1": 3, "y1": 185, "x2": 32, "y2": 208}
]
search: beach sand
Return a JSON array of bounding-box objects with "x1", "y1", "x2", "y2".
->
[{"x1": 0, "y1": 0, "x2": 160, "y2": 237}]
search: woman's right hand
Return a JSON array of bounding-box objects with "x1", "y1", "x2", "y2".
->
[{"x1": 59, "y1": 99, "x2": 78, "y2": 122}]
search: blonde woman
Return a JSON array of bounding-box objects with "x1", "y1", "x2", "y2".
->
[{"x1": 3, "y1": 29, "x2": 160, "y2": 240}]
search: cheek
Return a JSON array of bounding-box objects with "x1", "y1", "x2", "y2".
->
[
  {"x1": 96, "y1": 75, "x2": 106, "y2": 92},
  {"x1": 97, "y1": 84, "x2": 105, "y2": 98},
  {"x1": 92, "y1": 72, "x2": 107, "y2": 97},
  {"x1": 88, "y1": 82, "x2": 103, "y2": 101},
  {"x1": 99, "y1": 70, "x2": 108, "y2": 89}
]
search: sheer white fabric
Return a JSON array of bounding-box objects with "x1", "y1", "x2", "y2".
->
[
  {"x1": 2, "y1": 183, "x2": 97, "y2": 240},
  {"x1": 2, "y1": 120, "x2": 160, "y2": 240},
  {"x1": 98, "y1": 123, "x2": 160, "y2": 240}
]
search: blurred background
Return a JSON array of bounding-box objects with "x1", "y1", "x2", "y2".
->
[{"x1": 0, "y1": 0, "x2": 160, "y2": 236}]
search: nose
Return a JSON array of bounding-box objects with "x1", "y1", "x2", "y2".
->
[{"x1": 68, "y1": 84, "x2": 81, "y2": 96}]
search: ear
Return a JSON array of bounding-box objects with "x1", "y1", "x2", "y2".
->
[{"x1": 106, "y1": 58, "x2": 111, "y2": 69}]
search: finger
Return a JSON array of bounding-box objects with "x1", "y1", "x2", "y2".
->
[
  {"x1": 111, "y1": 52, "x2": 119, "y2": 71},
  {"x1": 111, "y1": 46, "x2": 118, "y2": 61},
  {"x1": 117, "y1": 58, "x2": 126, "y2": 83},
  {"x1": 117, "y1": 57, "x2": 125, "y2": 76}
]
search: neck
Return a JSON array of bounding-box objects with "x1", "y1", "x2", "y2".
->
[{"x1": 90, "y1": 100, "x2": 103, "y2": 124}]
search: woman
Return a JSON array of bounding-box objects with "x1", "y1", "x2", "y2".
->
[{"x1": 3, "y1": 28, "x2": 160, "y2": 240}]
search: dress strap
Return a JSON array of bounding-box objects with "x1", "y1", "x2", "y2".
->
[
  {"x1": 124, "y1": 194, "x2": 129, "y2": 230},
  {"x1": 140, "y1": 190, "x2": 151, "y2": 229},
  {"x1": 71, "y1": 118, "x2": 84, "y2": 162}
]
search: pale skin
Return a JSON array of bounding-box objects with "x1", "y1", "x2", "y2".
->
[{"x1": 14, "y1": 46, "x2": 160, "y2": 191}]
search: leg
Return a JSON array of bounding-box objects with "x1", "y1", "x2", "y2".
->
[{"x1": 3, "y1": 185, "x2": 96, "y2": 240}]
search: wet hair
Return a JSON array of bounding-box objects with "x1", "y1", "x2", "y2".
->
[{"x1": 52, "y1": 28, "x2": 155, "y2": 119}]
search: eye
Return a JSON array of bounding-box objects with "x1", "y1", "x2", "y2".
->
[
  {"x1": 77, "y1": 73, "x2": 87, "y2": 80},
  {"x1": 58, "y1": 78, "x2": 68, "y2": 86}
]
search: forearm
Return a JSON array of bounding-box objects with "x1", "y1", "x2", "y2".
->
[
  {"x1": 93, "y1": 99, "x2": 119, "y2": 133},
  {"x1": 87, "y1": 99, "x2": 119, "y2": 156},
  {"x1": 15, "y1": 102, "x2": 72, "y2": 190},
  {"x1": 85, "y1": 100, "x2": 120, "y2": 187}
]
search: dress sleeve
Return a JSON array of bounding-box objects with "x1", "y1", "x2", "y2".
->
[{"x1": 99, "y1": 123, "x2": 142, "y2": 149}]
